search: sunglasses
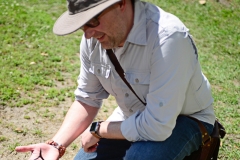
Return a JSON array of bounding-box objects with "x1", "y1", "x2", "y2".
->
[
  {"x1": 80, "y1": 2, "x2": 121, "y2": 30},
  {"x1": 80, "y1": 12, "x2": 102, "y2": 30}
]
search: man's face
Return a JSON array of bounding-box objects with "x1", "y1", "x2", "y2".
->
[{"x1": 82, "y1": 3, "x2": 128, "y2": 49}]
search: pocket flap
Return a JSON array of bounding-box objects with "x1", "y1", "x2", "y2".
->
[
  {"x1": 89, "y1": 63, "x2": 111, "y2": 78},
  {"x1": 125, "y1": 71, "x2": 150, "y2": 85}
]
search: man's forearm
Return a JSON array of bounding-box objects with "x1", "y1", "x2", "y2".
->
[
  {"x1": 52, "y1": 100, "x2": 99, "y2": 147},
  {"x1": 99, "y1": 121, "x2": 126, "y2": 139}
]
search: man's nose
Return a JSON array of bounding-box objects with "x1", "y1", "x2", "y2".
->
[{"x1": 83, "y1": 27, "x2": 96, "y2": 39}]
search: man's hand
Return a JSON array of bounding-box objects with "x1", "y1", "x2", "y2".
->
[
  {"x1": 15, "y1": 143, "x2": 59, "y2": 160},
  {"x1": 81, "y1": 130, "x2": 100, "y2": 153}
]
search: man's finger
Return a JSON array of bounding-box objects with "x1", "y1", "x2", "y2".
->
[
  {"x1": 15, "y1": 145, "x2": 35, "y2": 152},
  {"x1": 84, "y1": 143, "x2": 98, "y2": 153}
]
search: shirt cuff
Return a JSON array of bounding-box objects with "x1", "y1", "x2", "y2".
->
[{"x1": 121, "y1": 110, "x2": 147, "y2": 142}]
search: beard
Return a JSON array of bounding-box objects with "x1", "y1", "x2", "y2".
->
[
  {"x1": 100, "y1": 20, "x2": 127, "y2": 49},
  {"x1": 100, "y1": 36, "x2": 121, "y2": 49}
]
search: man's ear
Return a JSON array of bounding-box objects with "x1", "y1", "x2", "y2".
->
[{"x1": 119, "y1": 0, "x2": 126, "y2": 11}]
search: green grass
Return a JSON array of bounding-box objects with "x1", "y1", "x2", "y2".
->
[
  {"x1": 0, "y1": 0, "x2": 239, "y2": 159},
  {"x1": 0, "y1": 0, "x2": 79, "y2": 108}
]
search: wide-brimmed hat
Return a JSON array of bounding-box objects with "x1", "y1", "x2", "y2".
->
[{"x1": 53, "y1": 0, "x2": 121, "y2": 36}]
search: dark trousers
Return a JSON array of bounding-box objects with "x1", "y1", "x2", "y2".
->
[{"x1": 74, "y1": 116, "x2": 213, "y2": 160}]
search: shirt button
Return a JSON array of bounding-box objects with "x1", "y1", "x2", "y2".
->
[
  {"x1": 97, "y1": 69, "x2": 100, "y2": 73},
  {"x1": 125, "y1": 93, "x2": 129, "y2": 97},
  {"x1": 159, "y1": 102, "x2": 163, "y2": 107},
  {"x1": 135, "y1": 78, "x2": 139, "y2": 83},
  {"x1": 129, "y1": 109, "x2": 133, "y2": 112}
]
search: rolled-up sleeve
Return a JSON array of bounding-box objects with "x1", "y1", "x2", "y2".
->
[
  {"x1": 74, "y1": 37, "x2": 109, "y2": 108},
  {"x1": 121, "y1": 32, "x2": 197, "y2": 141}
]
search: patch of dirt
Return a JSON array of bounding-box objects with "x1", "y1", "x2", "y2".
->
[
  {"x1": 217, "y1": 0, "x2": 232, "y2": 6},
  {"x1": 0, "y1": 76, "x2": 116, "y2": 160}
]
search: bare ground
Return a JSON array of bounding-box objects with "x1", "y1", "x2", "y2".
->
[{"x1": 0, "y1": 89, "x2": 116, "y2": 160}]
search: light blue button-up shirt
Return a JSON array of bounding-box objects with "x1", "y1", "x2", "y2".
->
[{"x1": 75, "y1": 0, "x2": 215, "y2": 142}]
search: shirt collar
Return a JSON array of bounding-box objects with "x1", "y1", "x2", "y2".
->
[{"x1": 126, "y1": 0, "x2": 147, "y2": 45}]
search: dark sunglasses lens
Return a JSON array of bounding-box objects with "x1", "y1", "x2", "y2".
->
[
  {"x1": 86, "y1": 18, "x2": 100, "y2": 28},
  {"x1": 80, "y1": 18, "x2": 100, "y2": 30},
  {"x1": 80, "y1": 12, "x2": 102, "y2": 30}
]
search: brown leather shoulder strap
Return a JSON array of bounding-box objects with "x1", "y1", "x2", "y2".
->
[
  {"x1": 106, "y1": 49, "x2": 147, "y2": 106},
  {"x1": 186, "y1": 116, "x2": 211, "y2": 144},
  {"x1": 187, "y1": 116, "x2": 213, "y2": 160}
]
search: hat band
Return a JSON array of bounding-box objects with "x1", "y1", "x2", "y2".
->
[{"x1": 68, "y1": 0, "x2": 108, "y2": 15}]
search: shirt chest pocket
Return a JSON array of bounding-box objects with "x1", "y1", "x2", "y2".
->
[
  {"x1": 124, "y1": 71, "x2": 151, "y2": 104},
  {"x1": 125, "y1": 71, "x2": 150, "y2": 85},
  {"x1": 119, "y1": 71, "x2": 151, "y2": 117},
  {"x1": 89, "y1": 63, "x2": 111, "y2": 79}
]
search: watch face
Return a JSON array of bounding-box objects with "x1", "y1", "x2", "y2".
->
[{"x1": 90, "y1": 122, "x2": 98, "y2": 132}]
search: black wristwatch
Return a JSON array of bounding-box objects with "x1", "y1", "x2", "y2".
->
[{"x1": 90, "y1": 121, "x2": 103, "y2": 138}]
